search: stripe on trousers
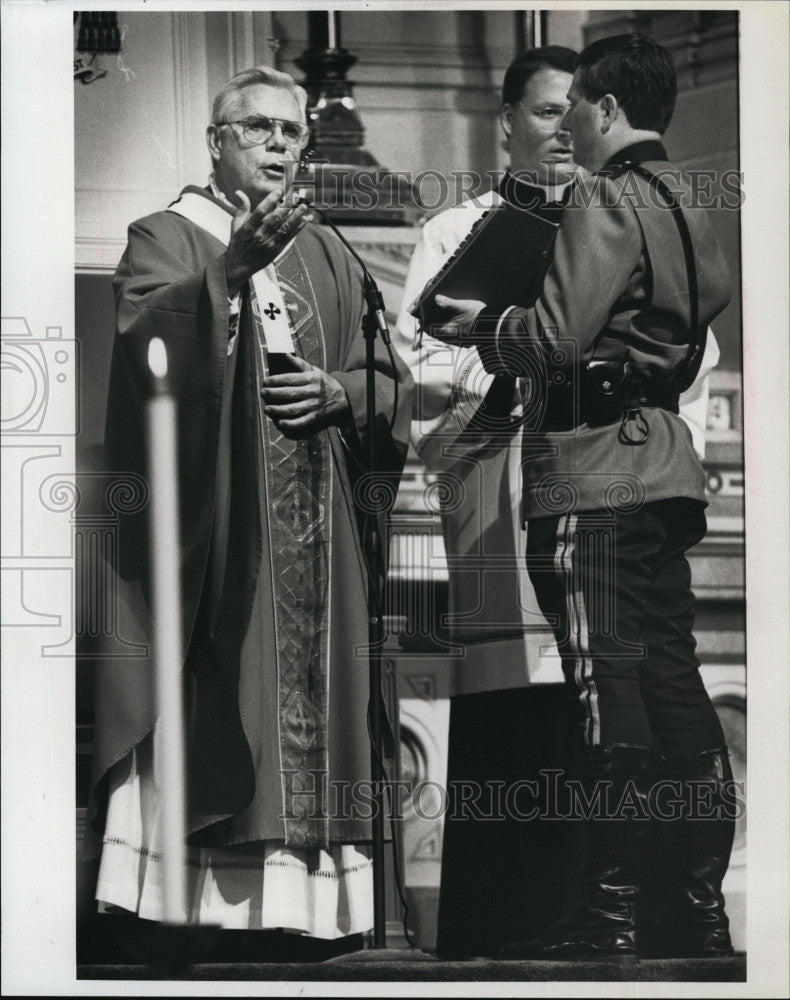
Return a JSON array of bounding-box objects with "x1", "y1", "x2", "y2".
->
[{"x1": 554, "y1": 515, "x2": 600, "y2": 745}]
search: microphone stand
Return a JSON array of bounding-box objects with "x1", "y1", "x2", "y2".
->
[{"x1": 307, "y1": 204, "x2": 435, "y2": 963}]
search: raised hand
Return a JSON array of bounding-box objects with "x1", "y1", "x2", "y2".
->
[{"x1": 225, "y1": 189, "x2": 312, "y2": 296}]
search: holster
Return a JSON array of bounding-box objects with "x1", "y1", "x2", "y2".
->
[{"x1": 537, "y1": 359, "x2": 680, "y2": 438}]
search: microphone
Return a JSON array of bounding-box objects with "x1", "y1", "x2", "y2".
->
[{"x1": 363, "y1": 272, "x2": 390, "y2": 344}]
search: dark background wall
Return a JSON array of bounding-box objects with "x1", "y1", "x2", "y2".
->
[{"x1": 74, "y1": 274, "x2": 115, "y2": 465}]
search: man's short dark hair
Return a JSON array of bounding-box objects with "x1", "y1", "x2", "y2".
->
[
  {"x1": 501, "y1": 45, "x2": 578, "y2": 107},
  {"x1": 575, "y1": 33, "x2": 677, "y2": 134}
]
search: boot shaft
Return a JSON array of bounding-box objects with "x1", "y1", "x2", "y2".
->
[
  {"x1": 666, "y1": 747, "x2": 736, "y2": 910},
  {"x1": 643, "y1": 747, "x2": 737, "y2": 957},
  {"x1": 580, "y1": 744, "x2": 653, "y2": 916}
]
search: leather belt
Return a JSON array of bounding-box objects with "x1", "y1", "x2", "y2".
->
[{"x1": 535, "y1": 361, "x2": 680, "y2": 434}]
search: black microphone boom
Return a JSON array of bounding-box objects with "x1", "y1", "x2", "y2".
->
[
  {"x1": 303, "y1": 200, "x2": 391, "y2": 344},
  {"x1": 304, "y1": 200, "x2": 398, "y2": 428},
  {"x1": 299, "y1": 200, "x2": 433, "y2": 963}
]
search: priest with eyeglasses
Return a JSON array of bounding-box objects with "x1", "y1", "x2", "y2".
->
[{"x1": 86, "y1": 66, "x2": 411, "y2": 951}]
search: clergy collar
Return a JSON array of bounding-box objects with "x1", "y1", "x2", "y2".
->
[
  {"x1": 208, "y1": 173, "x2": 236, "y2": 210},
  {"x1": 599, "y1": 140, "x2": 669, "y2": 176},
  {"x1": 498, "y1": 170, "x2": 571, "y2": 219}
]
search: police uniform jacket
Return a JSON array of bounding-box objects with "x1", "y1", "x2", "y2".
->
[{"x1": 480, "y1": 141, "x2": 732, "y2": 521}]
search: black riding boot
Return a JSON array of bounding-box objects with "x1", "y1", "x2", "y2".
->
[
  {"x1": 499, "y1": 743, "x2": 652, "y2": 963},
  {"x1": 642, "y1": 747, "x2": 736, "y2": 958}
]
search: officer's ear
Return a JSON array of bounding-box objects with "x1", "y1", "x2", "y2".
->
[
  {"x1": 500, "y1": 104, "x2": 515, "y2": 140},
  {"x1": 599, "y1": 94, "x2": 618, "y2": 135}
]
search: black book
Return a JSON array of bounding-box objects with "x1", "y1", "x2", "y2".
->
[{"x1": 409, "y1": 200, "x2": 561, "y2": 340}]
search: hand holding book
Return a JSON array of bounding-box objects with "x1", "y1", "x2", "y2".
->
[
  {"x1": 408, "y1": 202, "x2": 560, "y2": 342},
  {"x1": 428, "y1": 294, "x2": 487, "y2": 342}
]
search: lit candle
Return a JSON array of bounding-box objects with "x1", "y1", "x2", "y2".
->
[
  {"x1": 327, "y1": 10, "x2": 337, "y2": 50},
  {"x1": 146, "y1": 337, "x2": 188, "y2": 924}
]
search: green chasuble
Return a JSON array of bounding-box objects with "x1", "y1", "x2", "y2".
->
[{"x1": 91, "y1": 189, "x2": 412, "y2": 850}]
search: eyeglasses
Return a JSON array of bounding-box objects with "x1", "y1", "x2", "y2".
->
[{"x1": 215, "y1": 116, "x2": 311, "y2": 149}]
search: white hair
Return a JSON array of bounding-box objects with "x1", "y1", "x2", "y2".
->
[{"x1": 211, "y1": 66, "x2": 308, "y2": 124}]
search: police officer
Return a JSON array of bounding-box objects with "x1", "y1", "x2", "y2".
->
[{"x1": 434, "y1": 33, "x2": 737, "y2": 962}]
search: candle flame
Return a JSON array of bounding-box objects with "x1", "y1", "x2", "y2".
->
[{"x1": 148, "y1": 337, "x2": 168, "y2": 379}]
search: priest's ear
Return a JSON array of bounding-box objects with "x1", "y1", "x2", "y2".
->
[{"x1": 206, "y1": 123, "x2": 222, "y2": 165}]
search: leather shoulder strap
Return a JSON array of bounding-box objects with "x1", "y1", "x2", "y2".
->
[{"x1": 627, "y1": 164, "x2": 706, "y2": 392}]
